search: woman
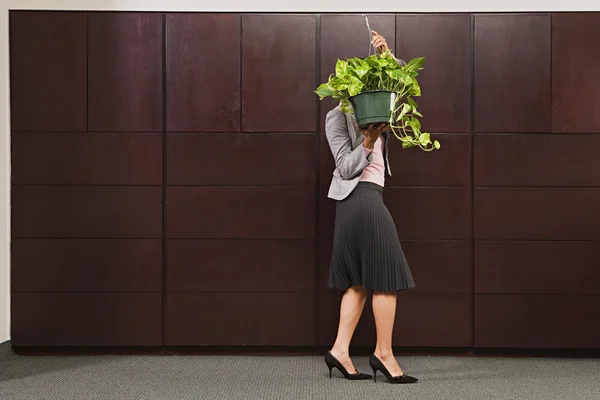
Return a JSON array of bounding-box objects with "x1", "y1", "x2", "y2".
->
[{"x1": 323, "y1": 31, "x2": 418, "y2": 384}]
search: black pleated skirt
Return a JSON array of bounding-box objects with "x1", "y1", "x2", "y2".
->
[{"x1": 328, "y1": 182, "x2": 416, "y2": 292}]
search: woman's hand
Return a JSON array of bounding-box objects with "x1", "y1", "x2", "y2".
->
[
  {"x1": 372, "y1": 30, "x2": 389, "y2": 54},
  {"x1": 361, "y1": 124, "x2": 389, "y2": 150}
]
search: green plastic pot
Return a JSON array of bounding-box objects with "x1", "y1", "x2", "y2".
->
[{"x1": 349, "y1": 90, "x2": 397, "y2": 129}]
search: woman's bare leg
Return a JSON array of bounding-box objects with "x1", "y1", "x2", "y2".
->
[
  {"x1": 372, "y1": 291, "x2": 404, "y2": 376},
  {"x1": 330, "y1": 286, "x2": 368, "y2": 373}
]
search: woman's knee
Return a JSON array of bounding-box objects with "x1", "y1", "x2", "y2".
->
[
  {"x1": 372, "y1": 290, "x2": 397, "y2": 298},
  {"x1": 345, "y1": 285, "x2": 368, "y2": 297}
]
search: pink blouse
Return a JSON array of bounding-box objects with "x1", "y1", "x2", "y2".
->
[{"x1": 360, "y1": 135, "x2": 385, "y2": 187}]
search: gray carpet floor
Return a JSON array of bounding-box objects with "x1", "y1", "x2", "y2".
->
[{"x1": 1, "y1": 343, "x2": 599, "y2": 400}]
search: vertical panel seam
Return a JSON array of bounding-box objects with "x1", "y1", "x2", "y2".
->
[
  {"x1": 161, "y1": 13, "x2": 168, "y2": 350},
  {"x1": 470, "y1": 13, "x2": 476, "y2": 347},
  {"x1": 85, "y1": 12, "x2": 89, "y2": 132},
  {"x1": 239, "y1": 15, "x2": 244, "y2": 133},
  {"x1": 549, "y1": 13, "x2": 553, "y2": 133},
  {"x1": 314, "y1": 13, "x2": 321, "y2": 349}
]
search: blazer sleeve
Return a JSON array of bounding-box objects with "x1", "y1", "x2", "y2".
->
[{"x1": 325, "y1": 108, "x2": 372, "y2": 180}]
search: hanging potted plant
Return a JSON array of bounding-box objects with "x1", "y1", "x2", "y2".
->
[{"x1": 315, "y1": 51, "x2": 440, "y2": 152}]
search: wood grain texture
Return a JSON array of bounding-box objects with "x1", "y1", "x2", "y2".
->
[
  {"x1": 11, "y1": 293, "x2": 162, "y2": 346},
  {"x1": 320, "y1": 239, "x2": 471, "y2": 293},
  {"x1": 319, "y1": 14, "x2": 395, "y2": 129},
  {"x1": 321, "y1": 133, "x2": 471, "y2": 186},
  {"x1": 167, "y1": 133, "x2": 316, "y2": 186},
  {"x1": 12, "y1": 186, "x2": 162, "y2": 238},
  {"x1": 386, "y1": 187, "x2": 471, "y2": 240},
  {"x1": 167, "y1": 14, "x2": 241, "y2": 132},
  {"x1": 475, "y1": 188, "x2": 600, "y2": 240},
  {"x1": 475, "y1": 134, "x2": 600, "y2": 187},
  {"x1": 12, "y1": 132, "x2": 162, "y2": 185},
  {"x1": 475, "y1": 241, "x2": 600, "y2": 295},
  {"x1": 166, "y1": 293, "x2": 315, "y2": 345},
  {"x1": 475, "y1": 14, "x2": 551, "y2": 133},
  {"x1": 320, "y1": 293, "x2": 471, "y2": 346},
  {"x1": 9, "y1": 11, "x2": 86, "y2": 131},
  {"x1": 396, "y1": 14, "x2": 471, "y2": 133},
  {"x1": 242, "y1": 15, "x2": 316, "y2": 132},
  {"x1": 88, "y1": 13, "x2": 163, "y2": 132},
  {"x1": 320, "y1": 186, "x2": 470, "y2": 239},
  {"x1": 475, "y1": 295, "x2": 600, "y2": 348},
  {"x1": 167, "y1": 239, "x2": 315, "y2": 292},
  {"x1": 167, "y1": 186, "x2": 315, "y2": 238},
  {"x1": 11, "y1": 239, "x2": 162, "y2": 292},
  {"x1": 552, "y1": 13, "x2": 600, "y2": 133}
]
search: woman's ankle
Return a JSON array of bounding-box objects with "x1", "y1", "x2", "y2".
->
[
  {"x1": 331, "y1": 345, "x2": 350, "y2": 357},
  {"x1": 374, "y1": 348, "x2": 394, "y2": 361}
]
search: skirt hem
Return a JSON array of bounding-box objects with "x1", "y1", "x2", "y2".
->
[{"x1": 326, "y1": 281, "x2": 416, "y2": 293}]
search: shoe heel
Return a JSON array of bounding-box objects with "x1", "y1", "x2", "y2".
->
[
  {"x1": 373, "y1": 368, "x2": 377, "y2": 382},
  {"x1": 328, "y1": 366, "x2": 333, "y2": 378}
]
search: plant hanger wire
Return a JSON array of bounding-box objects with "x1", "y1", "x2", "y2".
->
[{"x1": 362, "y1": 14, "x2": 378, "y2": 57}]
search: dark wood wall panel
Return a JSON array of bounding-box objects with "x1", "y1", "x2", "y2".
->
[
  {"x1": 242, "y1": 15, "x2": 316, "y2": 132},
  {"x1": 387, "y1": 134, "x2": 471, "y2": 186},
  {"x1": 166, "y1": 14, "x2": 241, "y2": 132},
  {"x1": 11, "y1": 293, "x2": 162, "y2": 346},
  {"x1": 475, "y1": 241, "x2": 600, "y2": 295},
  {"x1": 11, "y1": 239, "x2": 162, "y2": 292},
  {"x1": 168, "y1": 239, "x2": 315, "y2": 292},
  {"x1": 475, "y1": 295, "x2": 600, "y2": 348},
  {"x1": 9, "y1": 11, "x2": 86, "y2": 131},
  {"x1": 320, "y1": 239, "x2": 471, "y2": 293},
  {"x1": 475, "y1": 134, "x2": 600, "y2": 187},
  {"x1": 12, "y1": 186, "x2": 162, "y2": 238},
  {"x1": 319, "y1": 14, "x2": 395, "y2": 128},
  {"x1": 167, "y1": 133, "x2": 315, "y2": 186},
  {"x1": 320, "y1": 133, "x2": 471, "y2": 186},
  {"x1": 475, "y1": 188, "x2": 600, "y2": 240},
  {"x1": 88, "y1": 13, "x2": 163, "y2": 132},
  {"x1": 167, "y1": 186, "x2": 314, "y2": 238},
  {"x1": 11, "y1": 11, "x2": 600, "y2": 350},
  {"x1": 552, "y1": 13, "x2": 600, "y2": 133},
  {"x1": 396, "y1": 14, "x2": 471, "y2": 133},
  {"x1": 320, "y1": 293, "x2": 471, "y2": 347},
  {"x1": 474, "y1": 14, "x2": 551, "y2": 133},
  {"x1": 166, "y1": 293, "x2": 315, "y2": 345},
  {"x1": 387, "y1": 187, "x2": 471, "y2": 240},
  {"x1": 12, "y1": 132, "x2": 162, "y2": 185}
]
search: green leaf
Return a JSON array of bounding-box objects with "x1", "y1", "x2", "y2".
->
[
  {"x1": 335, "y1": 59, "x2": 348, "y2": 76},
  {"x1": 315, "y1": 83, "x2": 334, "y2": 99},
  {"x1": 403, "y1": 57, "x2": 425, "y2": 74},
  {"x1": 402, "y1": 139, "x2": 417, "y2": 149},
  {"x1": 410, "y1": 116, "x2": 421, "y2": 131},
  {"x1": 348, "y1": 84, "x2": 362, "y2": 96},
  {"x1": 340, "y1": 99, "x2": 352, "y2": 113},
  {"x1": 396, "y1": 103, "x2": 411, "y2": 121},
  {"x1": 419, "y1": 132, "x2": 431, "y2": 146},
  {"x1": 385, "y1": 69, "x2": 408, "y2": 81},
  {"x1": 407, "y1": 98, "x2": 417, "y2": 109},
  {"x1": 409, "y1": 79, "x2": 421, "y2": 96},
  {"x1": 434, "y1": 140, "x2": 441, "y2": 150},
  {"x1": 350, "y1": 59, "x2": 370, "y2": 78}
]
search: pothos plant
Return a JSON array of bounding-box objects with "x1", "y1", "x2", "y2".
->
[{"x1": 315, "y1": 51, "x2": 440, "y2": 151}]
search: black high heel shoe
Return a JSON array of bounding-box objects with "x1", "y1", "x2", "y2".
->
[
  {"x1": 369, "y1": 354, "x2": 418, "y2": 384},
  {"x1": 324, "y1": 351, "x2": 372, "y2": 380}
]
